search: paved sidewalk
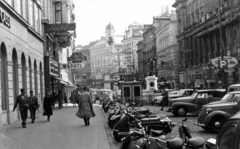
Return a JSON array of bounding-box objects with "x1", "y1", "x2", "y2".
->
[{"x1": 0, "y1": 104, "x2": 110, "y2": 149}]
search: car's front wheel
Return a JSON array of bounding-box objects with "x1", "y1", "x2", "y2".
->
[
  {"x1": 174, "y1": 106, "x2": 187, "y2": 116},
  {"x1": 209, "y1": 116, "x2": 226, "y2": 133}
]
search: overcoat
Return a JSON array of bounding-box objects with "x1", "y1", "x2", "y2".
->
[
  {"x1": 43, "y1": 96, "x2": 53, "y2": 116},
  {"x1": 70, "y1": 91, "x2": 77, "y2": 104},
  {"x1": 77, "y1": 92, "x2": 93, "y2": 118}
]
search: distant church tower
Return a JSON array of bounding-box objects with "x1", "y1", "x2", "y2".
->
[{"x1": 105, "y1": 22, "x2": 115, "y2": 46}]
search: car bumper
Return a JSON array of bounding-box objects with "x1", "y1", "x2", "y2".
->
[{"x1": 194, "y1": 122, "x2": 205, "y2": 127}]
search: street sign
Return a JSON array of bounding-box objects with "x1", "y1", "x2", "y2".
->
[
  {"x1": 211, "y1": 56, "x2": 238, "y2": 69},
  {"x1": 218, "y1": 60, "x2": 228, "y2": 69}
]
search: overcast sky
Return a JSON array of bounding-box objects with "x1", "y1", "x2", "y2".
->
[{"x1": 73, "y1": 0, "x2": 176, "y2": 46}]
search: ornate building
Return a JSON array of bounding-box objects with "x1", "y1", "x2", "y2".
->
[
  {"x1": 155, "y1": 10, "x2": 179, "y2": 89},
  {"x1": 90, "y1": 23, "x2": 125, "y2": 89},
  {"x1": 173, "y1": 0, "x2": 240, "y2": 89},
  {"x1": 122, "y1": 22, "x2": 143, "y2": 81}
]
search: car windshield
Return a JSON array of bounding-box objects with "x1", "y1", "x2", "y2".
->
[
  {"x1": 191, "y1": 92, "x2": 198, "y2": 98},
  {"x1": 221, "y1": 93, "x2": 240, "y2": 102}
]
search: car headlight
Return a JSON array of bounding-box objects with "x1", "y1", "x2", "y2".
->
[{"x1": 206, "y1": 108, "x2": 212, "y2": 114}]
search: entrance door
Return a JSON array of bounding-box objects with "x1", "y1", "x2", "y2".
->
[
  {"x1": 122, "y1": 86, "x2": 131, "y2": 103},
  {"x1": 132, "y1": 85, "x2": 142, "y2": 101}
]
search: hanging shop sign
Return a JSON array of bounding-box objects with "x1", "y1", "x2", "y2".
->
[
  {"x1": 61, "y1": 62, "x2": 86, "y2": 69},
  {"x1": 0, "y1": 9, "x2": 11, "y2": 28},
  {"x1": 50, "y1": 59, "x2": 59, "y2": 77},
  {"x1": 45, "y1": 23, "x2": 76, "y2": 33},
  {"x1": 211, "y1": 56, "x2": 238, "y2": 69}
]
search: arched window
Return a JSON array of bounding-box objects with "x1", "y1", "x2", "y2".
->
[
  {"x1": 1, "y1": 43, "x2": 8, "y2": 110},
  {"x1": 29, "y1": 57, "x2": 32, "y2": 91},
  {"x1": 21, "y1": 53, "x2": 27, "y2": 92},
  {"x1": 12, "y1": 49, "x2": 19, "y2": 103},
  {"x1": 39, "y1": 62, "x2": 43, "y2": 101},
  {"x1": 34, "y1": 60, "x2": 38, "y2": 97}
]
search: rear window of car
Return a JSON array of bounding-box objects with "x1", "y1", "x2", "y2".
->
[{"x1": 210, "y1": 91, "x2": 225, "y2": 98}]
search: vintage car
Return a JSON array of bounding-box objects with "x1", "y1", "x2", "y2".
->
[
  {"x1": 94, "y1": 89, "x2": 113, "y2": 104},
  {"x1": 168, "y1": 89, "x2": 226, "y2": 116},
  {"x1": 195, "y1": 91, "x2": 240, "y2": 132},
  {"x1": 169, "y1": 89, "x2": 194, "y2": 99},
  {"x1": 205, "y1": 111, "x2": 240, "y2": 149}
]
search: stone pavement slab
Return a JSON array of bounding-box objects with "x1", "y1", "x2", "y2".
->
[{"x1": 0, "y1": 104, "x2": 110, "y2": 149}]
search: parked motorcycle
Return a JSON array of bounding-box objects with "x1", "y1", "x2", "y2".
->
[
  {"x1": 113, "y1": 109, "x2": 172, "y2": 142},
  {"x1": 120, "y1": 118, "x2": 205, "y2": 149}
]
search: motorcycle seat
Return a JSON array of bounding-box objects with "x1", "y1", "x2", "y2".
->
[
  {"x1": 150, "y1": 129, "x2": 165, "y2": 137},
  {"x1": 136, "y1": 114, "x2": 146, "y2": 119},
  {"x1": 141, "y1": 117, "x2": 160, "y2": 122},
  {"x1": 187, "y1": 136, "x2": 205, "y2": 148},
  {"x1": 137, "y1": 109, "x2": 149, "y2": 114},
  {"x1": 130, "y1": 130, "x2": 144, "y2": 137},
  {"x1": 166, "y1": 137, "x2": 184, "y2": 149},
  {"x1": 146, "y1": 114, "x2": 157, "y2": 118}
]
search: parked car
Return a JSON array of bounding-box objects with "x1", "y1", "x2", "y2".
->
[
  {"x1": 169, "y1": 89, "x2": 195, "y2": 99},
  {"x1": 227, "y1": 83, "x2": 240, "y2": 93},
  {"x1": 195, "y1": 91, "x2": 240, "y2": 132},
  {"x1": 205, "y1": 111, "x2": 240, "y2": 149},
  {"x1": 168, "y1": 89, "x2": 226, "y2": 116}
]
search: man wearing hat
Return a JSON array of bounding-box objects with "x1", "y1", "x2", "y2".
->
[{"x1": 13, "y1": 89, "x2": 29, "y2": 128}]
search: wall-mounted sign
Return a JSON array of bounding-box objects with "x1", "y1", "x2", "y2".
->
[
  {"x1": 0, "y1": 9, "x2": 11, "y2": 28},
  {"x1": 211, "y1": 56, "x2": 238, "y2": 69},
  {"x1": 50, "y1": 59, "x2": 59, "y2": 77},
  {"x1": 195, "y1": 72, "x2": 203, "y2": 79},
  {"x1": 45, "y1": 23, "x2": 76, "y2": 32},
  {"x1": 61, "y1": 62, "x2": 86, "y2": 69}
]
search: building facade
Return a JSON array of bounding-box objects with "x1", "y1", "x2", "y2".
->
[
  {"x1": 90, "y1": 23, "x2": 124, "y2": 89},
  {"x1": 142, "y1": 25, "x2": 157, "y2": 79},
  {"x1": 155, "y1": 10, "x2": 179, "y2": 89},
  {"x1": 122, "y1": 22, "x2": 143, "y2": 81},
  {"x1": 173, "y1": 0, "x2": 240, "y2": 89},
  {"x1": 43, "y1": 0, "x2": 76, "y2": 98},
  {"x1": 74, "y1": 42, "x2": 97, "y2": 87},
  {"x1": 0, "y1": 0, "x2": 45, "y2": 126}
]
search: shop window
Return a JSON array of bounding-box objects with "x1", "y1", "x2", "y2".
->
[{"x1": 55, "y1": 2, "x2": 62, "y2": 24}]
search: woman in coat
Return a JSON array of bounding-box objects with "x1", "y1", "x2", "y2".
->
[
  {"x1": 77, "y1": 87, "x2": 94, "y2": 126},
  {"x1": 70, "y1": 90, "x2": 77, "y2": 107},
  {"x1": 43, "y1": 92, "x2": 54, "y2": 121}
]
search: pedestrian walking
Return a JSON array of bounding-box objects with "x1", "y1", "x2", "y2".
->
[
  {"x1": 13, "y1": 89, "x2": 29, "y2": 128},
  {"x1": 43, "y1": 92, "x2": 54, "y2": 121},
  {"x1": 161, "y1": 89, "x2": 168, "y2": 110},
  {"x1": 29, "y1": 90, "x2": 39, "y2": 123},
  {"x1": 64, "y1": 93, "x2": 68, "y2": 105},
  {"x1": 70, "y1": 90, "x2": 77, "y2": 107},
  {"x1": 57, "y1": 90, "x2": 63, "y2": 109},
  {"x1": 76, "y1": 87, "x2": 95, "y2": 126}
]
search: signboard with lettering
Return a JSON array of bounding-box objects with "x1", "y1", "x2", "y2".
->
[
  {"x1": 45, "y1": 23, "x2": 76, "y2": 33},
  {"x1": 61, "y1": 62, "x2": 86, "y2": 69},
  {"x1": 50, "y1": 59, "x2": 59, "y2": 77},
  {"x1": 0, "y1": 9, "x2": 11, "y2": 28},
  {"x1": 211, "y1": 56, "x2": 238, "y2": 69}
]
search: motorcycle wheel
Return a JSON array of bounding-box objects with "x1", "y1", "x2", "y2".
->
[
  {"x1": 104, "y1": 106, "x2": 109, "y2": 113},
  {"x1": 113, "y1": 131, "x2": 122, "y2": 142}
]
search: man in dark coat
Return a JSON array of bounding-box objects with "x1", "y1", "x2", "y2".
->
[
  {"x1": 13, "y1": 89, "x2": 29, "y2": 128},
  {"x1": 161, "y1": 89, "x2": 168, "y2": 110},
  {"x1": 29, "y1": 90, "x2": 39, "y2": 123},
  {"x1": 57, "y1": 90, "x2": 63, "y2": 109}
]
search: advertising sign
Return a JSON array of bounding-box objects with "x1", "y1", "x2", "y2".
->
[
  {"x1": 61, "y1": 62, "x2": 86, "y2": 69},
  {"x1": 0, "y1": 9, "x2": 11, "y2": 28},
  {"x1": 45, "y1": 23, "x2": 76, "y2": 33},
  {"x1": 211, "y1": 56, "x2": 238, "y2": 69},
  {"x1": 50, "y1": 59, "x2": 58, "y2": 77}
]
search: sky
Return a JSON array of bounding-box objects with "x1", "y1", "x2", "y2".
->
[{"x1": 73, "y1": 0, "x2": 176, "y2": 46}]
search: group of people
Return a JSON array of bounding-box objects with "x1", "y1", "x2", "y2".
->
[
  {"x1": 13, "y1": 86, "x2": 95, "y2": 128},
  {"x1": 13, "y1": 89, "x2": 53, "y2": 128}
]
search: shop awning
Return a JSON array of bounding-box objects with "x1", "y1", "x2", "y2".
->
[{"x1": 54, "y1": 77, "x2": 69, "y2": 85}]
